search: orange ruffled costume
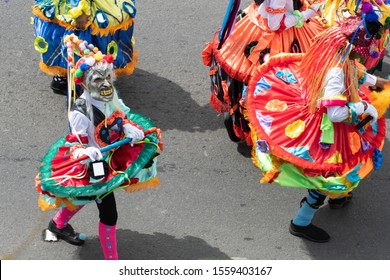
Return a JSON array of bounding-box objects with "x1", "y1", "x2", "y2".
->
[{"x1": 203, "y1": 1, "x2": 325, "y2": 83}]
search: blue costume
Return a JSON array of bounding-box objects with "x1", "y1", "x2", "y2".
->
[{"x1": 33, "y1": 0, "x2": 137, "y2": 79}]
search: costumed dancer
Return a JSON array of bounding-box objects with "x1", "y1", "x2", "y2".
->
[
  {"x1": 202, "y1": 0, "x2": 325, "y2": 144},
  {"x1": 246, "y1": 8, "x2": 390, "y2": 242},
  {"x1": 35, "y1": 35, "x2": 162, "y2": 259},
  {"x1": 33, "y1": 0, "x2": 137, "y2": 95}
]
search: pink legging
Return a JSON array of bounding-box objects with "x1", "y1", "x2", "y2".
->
[
  {"x1": 99, "y1": 222, "x2": 118, "y2": 260},
  {"x1": 52, "y1": 195, "x2": 118, "y2": 260},
  {"x1": 53, "y1": 206, "x2": 84, "y2": 228}
]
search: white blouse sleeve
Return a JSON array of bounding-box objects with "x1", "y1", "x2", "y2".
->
[
  {"x1": 68, "y1": 110, "x2": 90, "y2": 136},
  {"x1": 323, "y1": 67, "x2": 350, "y2": 123},
  {"x1": 364, "y1": 73, "x2": 377, "y2": 86},
  {"x1": 262, "y1": 1, "x2": 319, "y2": 30},
  {"x1": 263, "y1": 0, "x2": 289, "y2": 31}
]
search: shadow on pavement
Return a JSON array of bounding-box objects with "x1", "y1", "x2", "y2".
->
[
  {"x1": 115, "y1": 68, "x2": 222, "y2": 133},
  {"x1": 77, "y1": 229, "x2": 231, "y2": 260}
]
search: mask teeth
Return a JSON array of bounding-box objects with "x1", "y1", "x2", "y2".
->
[{"x1": 101, "y1": 88, "x2": 113, "y2": 96}]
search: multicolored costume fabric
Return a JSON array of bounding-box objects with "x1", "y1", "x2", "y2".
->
[
  {"x1": 204, "y1": 1, "x2": 324, "y2": 82},
  {"x1": 35, "y1": 97, "x2": 162, "y2": 210},
  {"x1": 202, "y1": 0, "x2": 325, "y2": 144},
  {"x1": 33, "y1": 0, "x2": 138, "y2": 77},
  {"x1": 321, "y1": 0, "x2": 390, "y2": 72},
  {"x1": 246, "y1": 52, "x2": 387, "y2": 197}
]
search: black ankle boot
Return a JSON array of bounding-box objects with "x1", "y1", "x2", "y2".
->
[
  {"x1": 48, "y1": 220, "x2": 85, "y2": 246},
  {"x1": 50, "y1": 75, "x2": 68, "y2": 95},
  {"x1": 328, "y1": 192, "x2": 353, "y2": 209},
  {"x1": 289, "y1": 221, "x2": 330, "y2": 243}
]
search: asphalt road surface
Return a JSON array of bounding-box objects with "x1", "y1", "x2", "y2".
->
[{"x1": 1, "y1": 0, "x2": 390, "y2": 260}]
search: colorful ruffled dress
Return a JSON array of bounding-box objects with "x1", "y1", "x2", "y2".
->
[
  {"x1": 206, "y1": 1, "x2": 324, "y2": 82},
  {"x1": 33, "y1": 0, "x2": 137, "y2": 77},
  {"x1": 202, "y1": 0, "x2": 325, "y2": 143},
  {"x1": 246, "y1": 51, "x2": 387, "y2": 196},
  {"x1": 202, "y1": 0, "x2": 325, "y2": 104},
  {"x1": 35, "y1": 93, "x2": 163, "y2": 211}
]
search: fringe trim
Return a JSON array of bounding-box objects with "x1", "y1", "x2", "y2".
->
[
  {"x1": 38, "y1": 196, "x2": 79, "y2": 211},
  {"x1": 369, "y1": 83, "x2": 390, "y2": 118},
  {"x1": 114, "y1": 50, "x2": 138, "y2": 77},
  {"x1": 249, "y1": 126, "x2": 260, "y2": 168},
  {"x1": 211, "y1": 32, "x2": 249, "y2": 82},
  {"x1": 260, "y1": 169, "x2": 280, "y2": 184},
  {"x1": 33, "y1": 7, "x2": 90, "y2": 31},
  {"x1": 38, "y1": 50, "x2": 138, "y2": 77},
  {"x1": 38, "y1": 196, "x2": 57, "y2": 211},
  {"x1": 32, "y1": 6, "x2": 134, "y2": 36},
  {"x1": 124, "y1": 177, "x2": 160, "y2": 193},
  {"x1": 91, "y1": 19, "x2": 134, "y2": 37},
  {"x1": 39, "y1": 60, "x2": 67, "y2": 76},
  {"x1": 250, "y1": 124, "x2": 282, "y2": 184}
]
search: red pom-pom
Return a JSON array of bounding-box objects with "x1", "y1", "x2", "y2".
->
[
  {"x1": 74, "y1": 77, "x2": 83, "y2": 84},
  {"x1": 66, "y1": 134, "x2": 89, "y2": 144},
  {"x1": 105, "y1": 54, "x2": 114, "y2": 64}
]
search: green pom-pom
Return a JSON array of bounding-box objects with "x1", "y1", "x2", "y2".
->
[{"x1": 75, "y1": 69, "x2": 83, "y2": 78}]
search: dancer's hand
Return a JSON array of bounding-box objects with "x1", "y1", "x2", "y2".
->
[
  {"x1": 375, "y1": 76, "x2": 390, "y2": 89},
  {"x1": 76, "y1": 12, "x2": 89, "y2": 30},
  {"x1": 356, "y1": 101, "x2": 378, "y2": 124},
  {"x1": 124, "y1": 123, "x2": 145, "y2": 145},
  {"x1": 73, "y1": 147, "x2": 102, "y2": 162},
  {"x1": 363, "y1": 103, "x2": 378, "y2": 124}
]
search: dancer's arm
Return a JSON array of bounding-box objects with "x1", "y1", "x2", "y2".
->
[
  {"x1": 323, "y1": 67, "x2": 377, "y2": 124},
  {"x1": 261, "y1": 0, "x2": 320, "y2": 31}
]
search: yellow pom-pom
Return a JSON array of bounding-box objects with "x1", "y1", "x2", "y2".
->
[{"x1": 94, "y1": 53, "x2": 104, "y2": 61}]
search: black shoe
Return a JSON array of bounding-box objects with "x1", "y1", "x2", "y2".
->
[
  {"x1": 289, "y1": 221, "x2": 330, "y2": 243},
  {"x1": 328, "y1": 193, "x2": 353, "y2": 209},
  {"x1": 48, "y1": 220, "x2": 85, "y2": 246},
  {"x1": 50, "y1": 75, "x2": 68, "y2": 95}
]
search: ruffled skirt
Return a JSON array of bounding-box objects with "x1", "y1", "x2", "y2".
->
[
  {"x1": 36, "y1": 112, "x2": 162, "y2": 210},
  {"x1": 205, "y1": 3, "x2": 324, "y2": 82},
  {"x1": 246, "y1": 53, "x2": 386, "y2": 196}
]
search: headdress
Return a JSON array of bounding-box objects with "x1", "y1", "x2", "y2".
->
[
  {"x1": 64, "y1": 34, "x2": 114, "y2": 88},
  {"x1": 64, "y1": 34, "x2": 117, "y2": 126}
]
